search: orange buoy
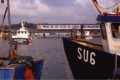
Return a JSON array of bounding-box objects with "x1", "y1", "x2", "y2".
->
[{"x1": 28, "y1": 39, "x2": 32, "y2": 43}]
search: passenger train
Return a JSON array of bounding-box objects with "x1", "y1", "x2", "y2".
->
[{"x1": 37, "y1": 24, "x2": 100, "y2": 30}]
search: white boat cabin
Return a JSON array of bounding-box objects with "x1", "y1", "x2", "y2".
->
[
  {"x1": 12, "y1": 22, "x2": 30, "y2": 38},
  {"x1": 98, "y1": 15, "x2": 120, "y2": 55}
]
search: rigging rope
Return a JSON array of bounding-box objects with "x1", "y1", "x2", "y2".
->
[
  {"x1": 88, "y1": 0, "x2": 97, "y2": 21},
  {"x1": 99, "y1": 3, "x2": 118, "y2": 9}
]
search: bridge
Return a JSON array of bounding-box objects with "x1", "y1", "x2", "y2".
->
[
  {"x1": 34, "y1": 24, "x2": 101, "y2": 38},
  {"x1": 36, "y1": 24, "x2": 100, "y2": 32},
  {"x1": 37, "y1": 23, "x2": 99, "y2": 29}
]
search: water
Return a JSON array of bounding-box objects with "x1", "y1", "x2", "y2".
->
[
  {"x1": 0, "y1": 37, "x2": 103, "y2": 79},
  {"x1": 0, "y1": 38, "x2": 73, "y2": 79}
]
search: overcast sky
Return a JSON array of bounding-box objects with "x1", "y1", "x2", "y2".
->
[{"x1": 0, "y1": 0, "x2": 119, "y2": 24}]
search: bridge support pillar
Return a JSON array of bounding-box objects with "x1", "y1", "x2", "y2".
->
[
  {"x1": 43, "y1": 33, "x2": 45, "y2": 38},
  {"x1": 58, "y1": 33, "x2": 59, "y2": 37}
]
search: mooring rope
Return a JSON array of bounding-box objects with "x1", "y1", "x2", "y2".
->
[
  {"x1": 112, "y1": 53, "x2": 117, "y2": 79},
  {"x1": 88, "y1": 0, "x2": 97, "y2": 19}
]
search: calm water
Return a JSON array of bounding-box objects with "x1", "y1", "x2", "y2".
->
[
  {"x1": 0, "y1": 38, "x2": 73, "y2": 79},
  {"x1": 0, "y1": 37, "x2": 102, "y2": 79}
]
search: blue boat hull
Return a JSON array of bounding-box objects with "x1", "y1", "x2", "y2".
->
[
  {"x1": 0, "y1": 59, "x2": 44, "y2": 80},
  {"x1": 62, "y1": 37, "x2": 120, "y2": 79}
]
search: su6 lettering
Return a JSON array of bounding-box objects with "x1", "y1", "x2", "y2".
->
[{"x1": 77, "y1": 47, "x2": 96, "y2": 65}]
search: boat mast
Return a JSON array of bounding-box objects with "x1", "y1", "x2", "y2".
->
[
  {"x1": 1, "y1": 7, "x2": 8, "y2": 36},
  {"x1": 92, "y1": 0, "x2": 104, "y2": 16},
  {"x1": 117, "y1": 3, "x2": 120, "y2": 14},
  {"x1": 7, "y1": 0, "x2": 13, "y2": 59},
  {"x1": 1, "y1": 0, "x2": 4, "y2": 37}
]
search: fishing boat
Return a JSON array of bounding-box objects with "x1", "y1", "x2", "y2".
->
[
  {"x1": 0, "y1": 0, "x2": 44, "y2": 79},
  {"x1": 12, "y1": 22, "x2": 32, "y2": 44},
  {"x1": 62, "y1": 0, "x2": 120, "y2": 79}
]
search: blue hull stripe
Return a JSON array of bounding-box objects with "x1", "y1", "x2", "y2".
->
[{"x1": 97, "y1": 15, "x2": 120, "y2": 22}]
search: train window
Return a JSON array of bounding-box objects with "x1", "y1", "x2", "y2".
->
[
  {"x1": 68, "y1": 26, "x2": 70, "y2": 28},
  {"x1": 44, "y1": 25, "x2": 46, "y2": 28},
  {"x1": 95, "y1": 26, "x2": 98, "y2": 28},
  {"x1": 51, "y1": 26, "x2": 53, "y2": 28},
  {"x1": 111, "y1": 23, "x2": 120, "y2": 39},
  {"x1": 100, "y1": 23, "x2": 107, "y2": 39},
  {"x1": 63, "y1": 26, "x2": 65, "y2": 28},
  {"x1": 76, "y1": 26, "x2": 79, "y2": 28},
  {"x1": 88, "y1": 26, "x2": 90, "y2": 28}
]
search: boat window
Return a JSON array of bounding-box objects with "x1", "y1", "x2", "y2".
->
[
  {"x1": 21, "y1": 31, "x2": 23, "y2": 34},
  {"x1": 111, "y1": 23, "x2": 120, "y2": 39},
  {"x1": 100, "y1": 23, "x2": 107, "y2": 39},
  {"x1": 25, "y1": 31, "x2": 27, "y2": 34},
  {"x1": 18, "y1": 31, "x2": 20, "y2": 34}
]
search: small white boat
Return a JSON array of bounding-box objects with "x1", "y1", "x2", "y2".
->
[
  {"x1": 84, "y1": 31, "x2": 93, "y2": 39},
  {"x1": 12, "y1": 22, "x2": 32, "y2": 44},
  {"x1": 75, "y1": 30, "x2": 93, "y2": 40}
]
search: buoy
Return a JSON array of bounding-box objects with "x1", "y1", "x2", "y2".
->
[{"x1": 28, "y1": 39, "x2": 32, "y2": 43}]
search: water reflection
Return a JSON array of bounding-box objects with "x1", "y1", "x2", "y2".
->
[{"x1": 0, "y1": 38, "x2": 72, "y2": 79}]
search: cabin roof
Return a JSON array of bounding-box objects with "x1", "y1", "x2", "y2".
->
[{"x1": 97, "y1": 15, "x2": 120, "y2": 22}]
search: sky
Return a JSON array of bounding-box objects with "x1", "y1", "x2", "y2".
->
[{"x1": 0, "y1": 0, "x2": 119, "y2": 24}]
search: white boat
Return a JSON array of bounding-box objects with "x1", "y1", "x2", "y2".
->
[
  {"x1": 74, "y1": 30, "x2": 93, "y2": 40},
  {"x1": 12, "y1": 22, "x2": 32, "y2": 44},
  {"x1": 84, "y1": 31, "x2": 93, "y2": 39}
]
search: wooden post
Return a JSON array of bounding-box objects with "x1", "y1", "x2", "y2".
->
[
  {"x1": 43, "y1": 33, "x2": 45, "y2": 38},
  {"x1": 58, "y1": 33, "x2": 59, "y2": 37}
]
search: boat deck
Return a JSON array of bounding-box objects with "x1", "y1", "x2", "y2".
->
[{"x1": 74, "y1": 38, "x2": 103, "y2": 51}]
